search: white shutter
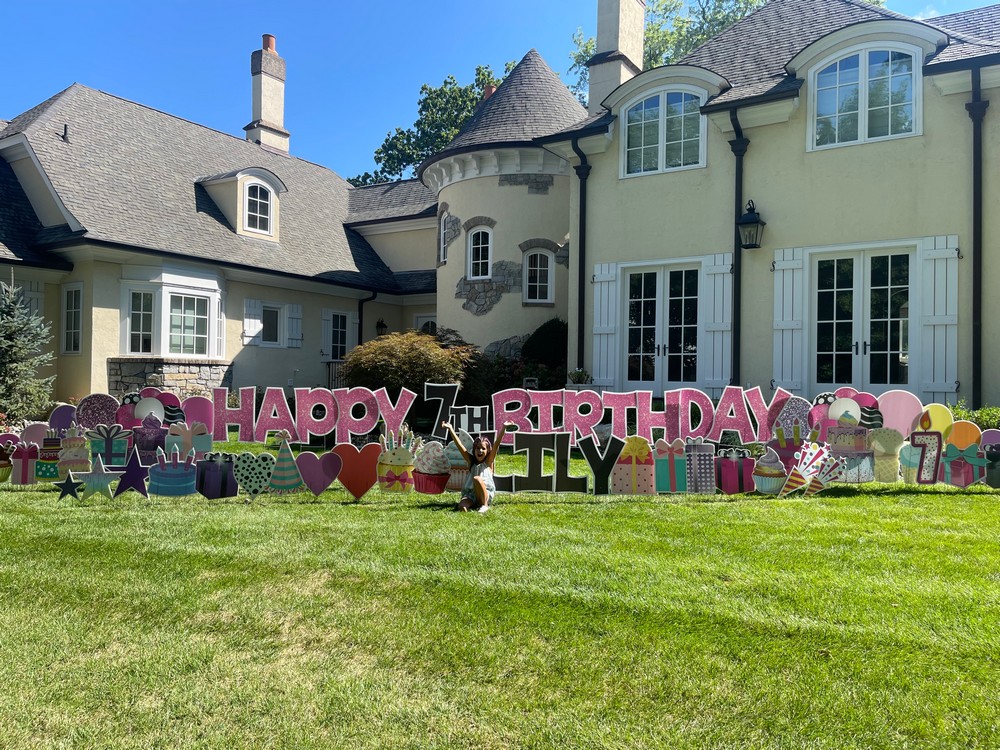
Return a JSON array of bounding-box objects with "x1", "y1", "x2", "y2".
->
[
  {"x1": 591, "y1": 263, "x2": 618, "y2": 387},
  {"x1": 321, "y1": 308, "x2": 333, "y2": 360},
  {"x1": 286, "y1": 303, "x2": 303, "y2": 348},
  {"x1": 348, "y1": 312, "x2": 359, "y2": 351},
  {"x1": 772, "y1": 248, "x2": 804, "y2": 393},
  {"x1": 701, "y1": 253, "x2": 733, "y2": 398},
  {"x1": 919, "y1": 235, "x2": 959, "y2": 404},
  {"x1": 16, "y1": 281, "x2": 44, "y2": 317},
  {"x1": 243, "y1": 298, "x2": 263, "y2": 345}
]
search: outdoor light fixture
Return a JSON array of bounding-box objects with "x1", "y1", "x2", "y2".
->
[
  {"x1": 375, "y1": 318, "x2": 388, "y2": 336},
  {"x1": 736, "y1": 200, "x2": 766, "y2": 249}
]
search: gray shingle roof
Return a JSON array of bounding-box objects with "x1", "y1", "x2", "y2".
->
[
  {"x1": 933, "y1": 4, "x2": 1000, "y2": 42},
  {"x1": 419, "y1": 49, "x2": 587, "y2": 176},
  {"x1": 680, "y1": 0, "x2": 910, "y2": 109},
  {"x1": 1, "y1": 84, "x2": 419, "y2": 293},
  {"x1": 347, "y1": 179, "x2": 437, "y2": 225}
]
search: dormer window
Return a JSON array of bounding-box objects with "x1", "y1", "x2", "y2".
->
[
  {"x1": 197, "y1": 167, "x2": 286, "y2": 242},
  {"x1": 245, "y1": 182, "x2": 272, "y2": 234},
  {"x1": 621, "y1": 86, "x2": 706, "y2": 177},
  {"x1": 809, "y1": 44, "x2": 920, "y2": 150}
]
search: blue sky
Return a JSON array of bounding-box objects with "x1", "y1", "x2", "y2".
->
[{"x1": 3, "y1": 0, "x2": 989, "y2": 180}]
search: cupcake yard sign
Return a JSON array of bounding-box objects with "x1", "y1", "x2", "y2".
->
[{"x1": 0, "y1": 383, "x2": 990, "y2": 500}]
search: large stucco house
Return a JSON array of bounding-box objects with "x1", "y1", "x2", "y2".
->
[{"x1": 3, "y1": 0, "x2": 1000, "y2": 407}]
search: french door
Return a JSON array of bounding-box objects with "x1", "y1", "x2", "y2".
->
[
  {"x1": 812, "y1": 250, "x2": 912, "y2": 395},
  {"x1": 623, "y1": 267, "x2": 699, "y2": 391}
]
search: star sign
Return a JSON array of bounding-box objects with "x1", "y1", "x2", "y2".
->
[
  {"x1": 53, "y1": 474, "x2": 85, "y2": 501},
  {"x1": 113, "y1": 447, "x2": 150, "y2": 498},
  {"x1": 74, "y1": 455, "x2": 124, "y2": 501}
]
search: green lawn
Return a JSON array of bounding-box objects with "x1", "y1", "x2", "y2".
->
[{"x1": 0, "y1": 469, "x2": 997, "y2": 748}]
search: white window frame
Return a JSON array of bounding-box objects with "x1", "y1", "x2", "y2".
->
[
  {"x1": 523, "y1": 250, "x2": 554, "y2": 304},
  {"x1": 216, "y1": 296, "x2": 226, "y2": 358},
  {"x1": 439, "y1": 213, "x2": 449, "y2": 264},
  {"x1": 619, "y1": 85, "x2": 708, "y2": 179},
  {"x1": 807, "y1": 42, "x2": 922, "y2": 152},
  {"x1": 119, "y1": 270, "x2": 224, "y2": 360},
  {"x1": 244, "y1": 179, "x2": 273, "y2": 236},
  {"x1": 127, "y1": 287, "x2": 156, "y2": 355},
  {"x1": 167, "y1": 292, "x2": 212, "y2": 357},
  {"x1": 61, "y1": 282, "x2": 83, "y2": 355},
  {"x1": 467, "y1": 227, "x2": 493, "y2": 281}
]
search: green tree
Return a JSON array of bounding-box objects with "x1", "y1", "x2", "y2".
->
[
  {"x1": 0, "y1": 281, "x2": 54, "y2": 423},
  {"x1": 569, "y1": 0, "x2": 885, "y2": 104},
  {"x1": 348, "y1": 64, "x2": 512, "y2": 186}
]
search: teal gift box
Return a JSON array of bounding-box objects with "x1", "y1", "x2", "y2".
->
[{"x1": 654, "y1": 438, "x2": 686, "y2": 493}]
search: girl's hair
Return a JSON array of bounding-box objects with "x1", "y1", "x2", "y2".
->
[{"x1": 469, "y1": 434, "x2": 492, "y2": 465}]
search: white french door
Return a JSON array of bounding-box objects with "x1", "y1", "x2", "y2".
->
[
  {"x1": 811, "y1": 250, "x2": 912, "y2": 395},
  {"x1": 623, "y1": 266, "x2": 700, "y2": 392}
]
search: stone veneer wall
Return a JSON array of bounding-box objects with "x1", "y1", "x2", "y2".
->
[
  {"x1": 455, "y1": 260, "x2": 522, "y2": 315},
  {"x1": 107, "y1": 357, "x2": 233, "y2": 398}
]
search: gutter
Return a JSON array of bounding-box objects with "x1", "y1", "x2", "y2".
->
[
  {"x1": 728, "y1": 109, "x2": 750, "y2": 387},
  {"x1": 571, "y1": 137, "x2": 591, "y2": 372},
  {"x1": 357, "y1": 291, "x2": 378, "y2": 345},
  {"x1": 966, "y1": 65, "x2": 989, "y2": 407}
]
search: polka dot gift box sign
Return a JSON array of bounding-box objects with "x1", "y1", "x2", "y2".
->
[{"x1": 684, "y1": 437, "x2": 717, "y2": 494}]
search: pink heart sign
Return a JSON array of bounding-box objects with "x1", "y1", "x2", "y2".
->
[{"x1": 295, "y1": 451, "x2": 343, "y2": 497}]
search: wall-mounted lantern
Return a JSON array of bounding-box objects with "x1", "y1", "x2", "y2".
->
[{"x1": 736, "y1": 200, "x2": 766, "y2": 249}]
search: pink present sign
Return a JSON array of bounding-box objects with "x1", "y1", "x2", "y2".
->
[
  {"x1": 11, "y1": 443, "x2": 39, "y2": 485},
  {"x1": 715, "y1": 448, "x2": 754, "y2": 495}
]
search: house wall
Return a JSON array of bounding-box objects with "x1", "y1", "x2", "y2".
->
[
  {"x1": 361, "y1": 226, "x2": 436, "y2": 272},
  {"x1": 574, "y1": 62, "x2": 999, "y2": 404},
  {"x1": 436, "y1": 170, "x2": 572, "y2": 349}
]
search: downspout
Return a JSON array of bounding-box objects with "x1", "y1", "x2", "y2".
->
[
  {"x1": 966, "y1": 66, "x2": 989, "y2": 408},
  {"x1": 571, "y1": 137, "x2": 591, "y2": 371},
  {"x1": 357, "y1": 291, "x2": 377, "y2": 344},
  {"x1": 728, "y1": 109, "x2": 750, "y2": 386}
]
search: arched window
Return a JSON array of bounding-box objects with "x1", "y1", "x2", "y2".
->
[
  {"x1": 810, "y1": 44, "x2": 919, "y2": 150},
  {"x1": 468, "y1": 227, "x2": 492, "y2": 280},
  {"x1": 622, "y1": 87, "x2": 706, "y2": 176},
  {"x1": 245, "y1": 181, "x2": 272, "y2": 234},
  {"x1": 523, "y1": 250, "x2": 554, "y2": 304}
]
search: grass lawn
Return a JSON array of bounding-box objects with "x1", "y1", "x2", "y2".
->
[{"x1": 0, "y1": 453, "x2": 997, "y2": 748}]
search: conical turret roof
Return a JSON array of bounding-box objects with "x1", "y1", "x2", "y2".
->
[{"x1": 419, "y1": 49, "x2": 586, "y2": 176}]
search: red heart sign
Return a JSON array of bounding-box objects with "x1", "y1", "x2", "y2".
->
[{"x1": 331, "y1": 443, "x2": 382, "y2": 500}]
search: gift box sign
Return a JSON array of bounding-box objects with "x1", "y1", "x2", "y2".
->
[
  {"x1": 715, "y1": 448, "x2": 754, "y2": 495},
  {"x1": 684, "y1": 438, "x2": 717, "y2": 494},
  {"x1": 85, "y1": 425, "x2": 133, "y2": 467},
  {"x1": 937, "y1": 444, "x2": 988, "y2": 488},
  {"x1": 611, "y1": 437, "x2": 655, "y2": 495},
  {"x1": 196, "y1": 452, "x2": 239, "y2": 499},
  {"x1": 654, "y1": 438, "x2": 686, "y2": 493}
]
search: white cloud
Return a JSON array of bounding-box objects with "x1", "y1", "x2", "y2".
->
[{"x1": 914, "y1": 5, "x2": 941, "y2": 19}]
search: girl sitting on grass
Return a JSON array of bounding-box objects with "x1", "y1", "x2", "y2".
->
[{"x1": 441, "y1": 420, "x2": 513, "y2": 513}]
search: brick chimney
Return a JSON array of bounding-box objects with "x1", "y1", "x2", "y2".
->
[
  {"x1": 586, "y1": 0, "x2": 645, "y2": 115},
  {"x1": 244, "y1": 34, "x2": 290, "y2": 152}
]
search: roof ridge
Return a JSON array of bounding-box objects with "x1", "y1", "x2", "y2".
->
[{"x1": 0, "y1": 84, "x2": 77, "y2": 140}]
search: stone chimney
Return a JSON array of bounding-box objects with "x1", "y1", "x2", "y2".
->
[
  {"x1": 244, "y1": 34, "x2": 290, "y2": 152},
  {"x1": 586, "y1": 0, "x2": 645, "y2": 115}
]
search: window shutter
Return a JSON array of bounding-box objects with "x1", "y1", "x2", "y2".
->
[
  {"x1": 919, "y1": 235, "x2": 959, "y2": 403},
  {"x1": 17, "y1": 281, "x2": 44, "y2": 317},
  {"x1": 321, "y1": 308, "x2": 333, "y2": 360},
  {"x1": 700, "y1": 253, "x2": 733, "y2": 398},
  {"x1": 243, "y1": 298, "x2": 263, "y2": 346},
  {"x1": 772, "y1": 248, "x2": 804, "y2": 393},
  {"x1": 591, "y1": 263, "x2": 618, "y2": 387},
  {"x1": 348, "y1": 312, "x2": 359, "y2": 351},
  {"x1": 286, "y1": 304, "x2": 303, "y2": 348}
]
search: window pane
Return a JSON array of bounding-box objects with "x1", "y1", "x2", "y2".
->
[
  {"x1": 262, "y1": 308, "x2": 279, "y2": 342},
  {"x1": 891, "y1": 103, "x2": 913, "y2": 135},
  {"x1": 817, "y1": 90, "x2": 837, "y2": 118},
  {"x1": 868, "y1": 50, "x2": 890, "y2": 78},
  {"x1": 817, "y1": 63, "x2": 838, "y2": 89},
  {"x1": 839, "y1": 113, "x2": 858, "y2": 142}
]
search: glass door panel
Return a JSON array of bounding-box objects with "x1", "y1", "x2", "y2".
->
[
  {"x1": 625, "y1": 271, "x2": 659, "y2": 388},
  {"x1": 811, "y1": 251, "x2": 912, "y2": 395}
]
